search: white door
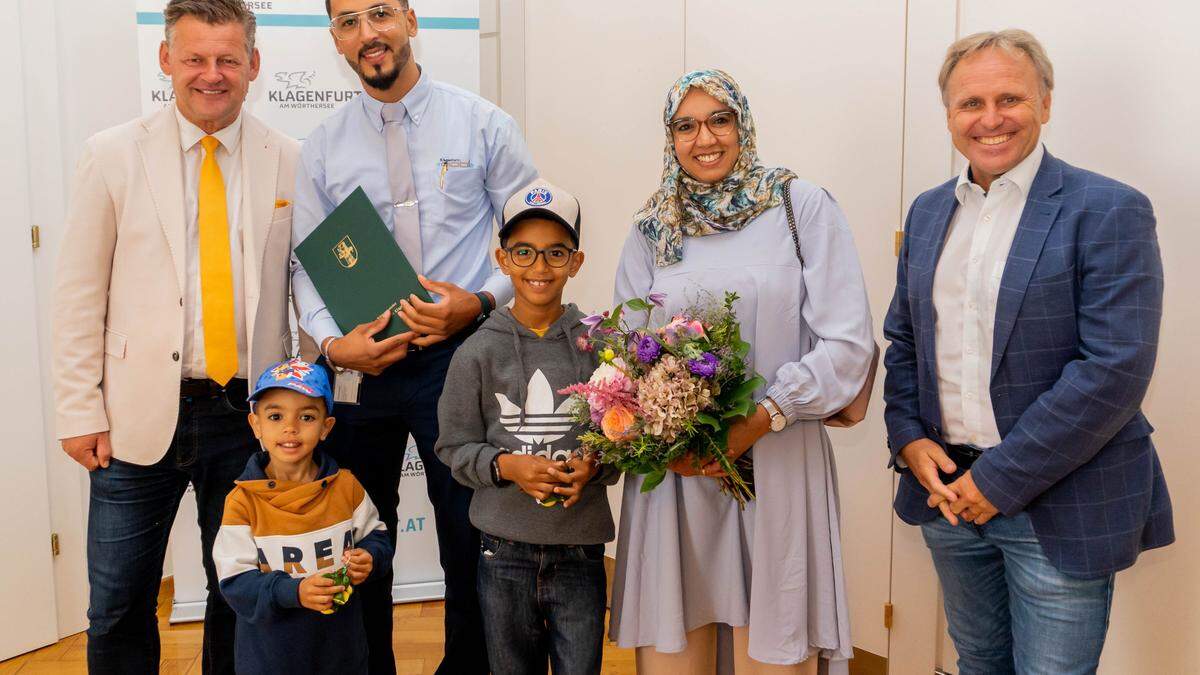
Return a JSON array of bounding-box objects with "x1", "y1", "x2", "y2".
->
[{"x1": 0, "y1": 1, "x2": 62, "y2": 660}]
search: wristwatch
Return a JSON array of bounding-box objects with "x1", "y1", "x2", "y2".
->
[
  {"x1": 474, "y1": 291, "x2": 495, "y2": 321},
  {"x1": 760, "y1": 396, "x2": 787, "y2": 432},
  {"x1": 490, "y1": 452, "x2": 511, "y2": 487}
]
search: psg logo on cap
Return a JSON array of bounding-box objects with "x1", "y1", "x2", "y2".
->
[{"x1": 525, "y1": 187, "x2": 553, "y2": 207}]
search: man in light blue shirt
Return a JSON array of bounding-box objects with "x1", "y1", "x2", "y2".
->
[{"x1": 293, "y1": 2, "x2": 536, "y2": 672}]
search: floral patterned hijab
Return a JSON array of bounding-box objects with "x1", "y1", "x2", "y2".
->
[{"x1": 634, "y1": 69, "x2": 797, "y2": 267}]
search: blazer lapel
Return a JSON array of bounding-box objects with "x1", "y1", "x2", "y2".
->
[
  {"x1": 918, "y1": 187, "x2": 958, "y2": 372},
  {"x1": 990, "y1": 153, "x2": 1064, "y2": 379},
  {"x1": 240, "y1": 114, "x2": 281, "y2": 351},
  {"x1": 136, "y1": 107, "x2": 187, "y2": 295}
]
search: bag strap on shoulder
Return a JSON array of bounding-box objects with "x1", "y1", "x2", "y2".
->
[{"x1": 782, "y1": 179, "x2": 804, "y2": 266}]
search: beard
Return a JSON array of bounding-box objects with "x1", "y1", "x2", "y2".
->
[{"x1": 353, "y1": 40, "x2": 412, "y2": 91}]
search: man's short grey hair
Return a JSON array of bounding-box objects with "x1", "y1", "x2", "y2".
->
[
  {"x1": 164, "y1": 0, "x2": 257, "y2": 54},
  {"x1": 938, "y1": 29, "x2": 1054, "y2": 106}
]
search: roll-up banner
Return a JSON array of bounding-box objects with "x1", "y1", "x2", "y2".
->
[{"x1": 143, "y1": 0, "x2": 481, "y2": 621}]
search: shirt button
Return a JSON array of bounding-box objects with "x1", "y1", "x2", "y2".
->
[
  {"x1": 172, "y1": 351, "x2": 180, "y2": 362},
  {"x1": 971, "y1": 256, "x2": 980, "y2": 264},
  {"x1": 984, "y1": 215, "x2": 992, "y2": 222},
  {"x1": 968, "y1": 302, "x2": 978, "y2": 311},
  {"x1": 965, "y1": 392, "x2": 975, "y2": 400}
]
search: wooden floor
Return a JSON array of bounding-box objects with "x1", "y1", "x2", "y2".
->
[
  {"x1": 0, "y1": 579, "x2": 886, "y2": 674},
  {"x1": 0, "y1": 578, "x2": 637, "y2": 674}
]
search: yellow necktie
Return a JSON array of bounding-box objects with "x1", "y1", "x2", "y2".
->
[{"x1": 198, "y1": 136, "x2": 238, "y2": 385}]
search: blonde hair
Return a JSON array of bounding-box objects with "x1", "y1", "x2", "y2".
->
[{"x1": 938, "y1": 29, "x2": 1054, "y2": 105}]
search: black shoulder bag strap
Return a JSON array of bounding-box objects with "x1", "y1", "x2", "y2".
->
[{"x1": 782, "y1": 178, "x2": 804, "y2": 266}]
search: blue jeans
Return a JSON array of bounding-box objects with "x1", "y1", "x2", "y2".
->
[
  {"x1": 87, "y1": 391, "x2": 256, "y2": 675},
  {"x1": 477, "y1": 533, "x2": 607, "y2": 675},
  {"x1": 921, "y1": 512, "x2": 1114, "y2": 675}
]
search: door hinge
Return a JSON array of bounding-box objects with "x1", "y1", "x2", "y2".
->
[
  {"x1": 883, "y1": 602, "x2": 894, "y2": 630},
  {"x1": 894, "y1": 230, "x2": 903, "y2": 257},
  {"x1": 50, "y1": 532, "x2": 60, "y2": 556},
  {"x1": 32, "y1": 225, "x2": 41, "y2": 250}
]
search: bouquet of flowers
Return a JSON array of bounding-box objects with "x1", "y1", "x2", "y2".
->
[{"x1": 559, "y1": 292, "x2": 765, "y2": 506}]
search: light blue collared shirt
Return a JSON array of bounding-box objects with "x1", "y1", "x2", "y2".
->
[{"x1": 291, "y1": 69, "x2": 537, "y2": 346}]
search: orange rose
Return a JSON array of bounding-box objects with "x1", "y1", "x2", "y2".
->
[{"x1": 601, "y1": 404, "x2": 639, "y2": 442}]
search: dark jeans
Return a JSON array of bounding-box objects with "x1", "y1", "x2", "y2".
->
[
  {"x1": 321, "y1": 328, "x2": 488, "y2": 675},
  {"x1": 87, "y1": 389, "x2": 255, "y2": 675},
  {"x1": 477, "y1": 533, "x2": 607, "y2": 675}
]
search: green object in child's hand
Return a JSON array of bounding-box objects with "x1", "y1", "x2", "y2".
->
[
  {"x1": 319, "y1": 566, "x2": 354, "y2": 614},
  {"x1": 537, "y1": 494, "x2": 563, "y2": 507}
]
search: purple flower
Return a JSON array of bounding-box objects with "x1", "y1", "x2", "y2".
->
[
  {"x1": 687, "y1": 352, "x2": 719, "y2": 379},
  {"x1": 580, "y1": 313, "x2": 605, "y2": 336},
  {"x1": 648, "y1": 292, "x2": 667, "y2": 308},
  {"x1": 575, "y1": 335, "x2": 594, "y2": 353},
  {"x1": 636, "y1": 336, "x2": 662, "y2": 364}
]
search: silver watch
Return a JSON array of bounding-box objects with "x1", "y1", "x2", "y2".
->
[{"x1": 761, "y1": 397, "x2": 786, "y2": 432}]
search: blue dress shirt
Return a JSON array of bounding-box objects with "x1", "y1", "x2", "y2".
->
[{"x1": 291, "y1": 69, "x2": 537, "y2": 346}]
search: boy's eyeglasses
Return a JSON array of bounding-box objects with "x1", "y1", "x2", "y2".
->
[
  {"x1": 668, "y1": 110, "x2": 738, "y2": 142},
  {"x1": 504, "y1": 245, "x2": 577, "y2": 268},
  {"x1": 330, "y1": 5, "x2": 406, "y2": 41}
]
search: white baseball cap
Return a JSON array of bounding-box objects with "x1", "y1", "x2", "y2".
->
[{"x1": 500, "y1": 178, "x2": 581, "y2": 247}]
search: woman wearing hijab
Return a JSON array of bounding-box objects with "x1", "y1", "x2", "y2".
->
[{"x1": 608, "y1": 69, "x2": 874, "y2": 674}]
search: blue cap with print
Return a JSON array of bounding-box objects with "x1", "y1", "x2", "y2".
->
[{"x1": 247, "y1": 358, "x2": 334, "y2": 414}]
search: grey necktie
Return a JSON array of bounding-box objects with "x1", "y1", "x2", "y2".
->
[{"x1": 381, "y1": 102, "x2": 423, "y2": 273}]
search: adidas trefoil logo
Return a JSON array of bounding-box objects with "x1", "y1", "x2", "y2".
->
[{"x1": 495, "y1": 370, "x2": 575, "y2": 459}]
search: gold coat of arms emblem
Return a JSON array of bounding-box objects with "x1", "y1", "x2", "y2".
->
[{"x1": 333, "y1": 236, "x2": 358, "y2": 269}]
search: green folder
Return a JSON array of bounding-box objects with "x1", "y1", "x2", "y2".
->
[{"x1": 294, "y1": 187, "x2": 431, "y2": 339}]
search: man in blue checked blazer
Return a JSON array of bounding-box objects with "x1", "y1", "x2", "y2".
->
[{"x1": 884, "y1": 30, "x2": 1172, "y2": 675}]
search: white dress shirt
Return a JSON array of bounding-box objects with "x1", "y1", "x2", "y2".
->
[
  {"x1": 176, "y1": 106, "x2": 248, "y2": 380},
  {"x1": 933, "y1": 143, "x2": 1045, "y2": 447}
]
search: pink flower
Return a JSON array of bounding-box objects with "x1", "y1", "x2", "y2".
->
[
  {"x1": 657, "y1": 315, "x2": 707, "y2": 346},
  {"x1": 559, "y1": 362, "x2": 638, "y2": 426}
]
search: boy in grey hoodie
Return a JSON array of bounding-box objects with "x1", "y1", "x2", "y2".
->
[{"x1": 435, "y1": 179, "x2": 618, "y2": 674}]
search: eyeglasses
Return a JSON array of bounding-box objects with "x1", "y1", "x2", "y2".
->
[
  {"x1": 668, "y1": 110, "x2": 738, "y2": 142},
  {"x1": 329, "y1": 5, "x2": 407, "y2": 41},
  {"x1": 504, "y1": 245, "x2": 577, "y2": 268}
]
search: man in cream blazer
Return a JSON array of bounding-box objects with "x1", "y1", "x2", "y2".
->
[{"x1": 51, "y1": 2, "x2": 298, "y2": 673}]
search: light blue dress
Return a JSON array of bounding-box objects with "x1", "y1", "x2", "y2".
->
[{"x1": 608, "y1": 179, "x2": 874, "y2": 672}]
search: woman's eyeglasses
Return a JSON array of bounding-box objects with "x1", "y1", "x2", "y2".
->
[
  {"x1": 504, "y1": 245, "x2": 577, "y2": 268},
  {"x1": 668, "y1": 110, "x2": 738, "y2": 142}
]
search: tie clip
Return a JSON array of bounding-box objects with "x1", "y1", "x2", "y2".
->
[{"x1": 394, "y1": 199, "x2": 419, "y2": 208}]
